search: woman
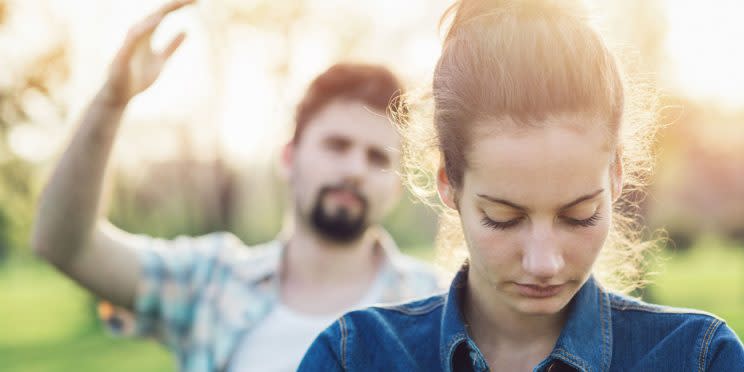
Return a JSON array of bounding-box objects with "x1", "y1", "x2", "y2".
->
[{"x1": 298, "y1": 0, "x2": 744, "y2": 370}]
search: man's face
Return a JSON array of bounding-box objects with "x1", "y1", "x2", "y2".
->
[{"x1": 286, "y1": 99, "x2": 402, "y2": 243}]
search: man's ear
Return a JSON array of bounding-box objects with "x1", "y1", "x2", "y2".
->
[
  {"x1": 437, "y1": 162, "x2": 458, "y2": 210},
  {"x1": 610, "y1": 148, "x2": 624, "y2": 202},
  {"x1": 279, "y1": 142, "x2": 294, "y2": 181}
]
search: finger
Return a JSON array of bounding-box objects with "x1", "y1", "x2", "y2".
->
[
  {"x1": 151, "y1": 0, "x2": 196, "y2": 20},
  {"x1": 116, "y1": 17, "x2": 161, "y2": 62},
  {"x1": 160, "y1": 32, "x2": 186, "y2": 61},
  {"x1": 118, "y1": 0, "x2": 196, "y2": 64},
  {"x1": 131, "y1": 0, "x2": 195, "y2": 46}
]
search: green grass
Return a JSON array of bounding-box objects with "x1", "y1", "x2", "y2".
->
[
  {"x1": 0, "y1": 237, "x2": 741, "y2": 371},
  {"x1": 644, "y1": 235, "x2": 744, "y2": 337},
  {"x1": 1, "y1": 329, "x2": 172, "y2": 372},
  {"x1": 0, "y1": 258, "x2": 173, "y2": 372}
]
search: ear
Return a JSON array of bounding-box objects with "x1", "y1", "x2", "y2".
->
[
  {"x1": 437, "y1": 162, "x2": 458, "y2": 210},
  {"x1": 279, "y1": 141, "x2": 294, "y2": 181},
  {"x1": 610, "y1": 148, "x2": 624, "y2": 202}
]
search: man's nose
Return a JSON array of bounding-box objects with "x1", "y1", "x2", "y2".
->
[{"x1": 340, "y1": 149, "x2": 368, "y2": 182}]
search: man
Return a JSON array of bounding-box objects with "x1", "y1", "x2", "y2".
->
[{"x1": 30, "y1": 1, "x2": 442, "y2": 371}]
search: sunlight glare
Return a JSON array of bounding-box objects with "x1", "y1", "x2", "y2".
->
[{"x1": 664, "y1": 0, "x2": 744, "y2": 109}]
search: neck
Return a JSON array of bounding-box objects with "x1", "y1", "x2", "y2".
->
[
  {"x1": 283, "y1": 221, "x2": 381, "y2": 287},
  {"x1": 463, "y1": 270, "x2": 566, "y2": 358}
]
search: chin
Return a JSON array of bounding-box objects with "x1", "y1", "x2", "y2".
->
[{"x1": 510, "y1": 293, "x2": 574, "y2": 316}]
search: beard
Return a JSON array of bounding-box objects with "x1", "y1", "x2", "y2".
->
[{"x1": 308, "y1": 185, "x2": 369, "y2": 243}]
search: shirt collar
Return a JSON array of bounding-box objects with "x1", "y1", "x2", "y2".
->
[
  {"x1": 543, "y1": 276, "x2": 613, "y2": 371},
  {"x1": 440, "y1": 266, "x2": 471, "y2": 371},
  {"x1": 439, "y1": 266, "x2": 613, "y2": 372},
  {"x1": 243, "y1": 226, "x2": 405, "y2": 286}
]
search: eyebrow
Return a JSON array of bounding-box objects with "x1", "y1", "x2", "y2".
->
[{"x1": 477, "y1": 189, "x2": 604, "y2": 212}]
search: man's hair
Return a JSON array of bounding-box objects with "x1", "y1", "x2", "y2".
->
[{"x1": 293, "y1": 63, "x2": 406, "y2": 143}]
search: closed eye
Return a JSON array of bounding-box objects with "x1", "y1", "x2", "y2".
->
[
  {"x1": 480, "y1": 212, "x2": 602, "y2": 230},
  {"x1": 480, "y1": 216, "x2": 523, "y2": 230},
  {"x1": 561, "y1": 212, "x2": 602, "y2": 228}
]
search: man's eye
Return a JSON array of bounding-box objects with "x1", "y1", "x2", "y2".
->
[
  {"x1": 368, "y1": 149, "x2": 390, "y2": 168},
  {"x1": 326, "y1": 139, "x2": 349, "y2": 152}
]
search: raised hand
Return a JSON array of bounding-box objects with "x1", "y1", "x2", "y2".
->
[{"x1": 101, "y1": 0, "x2": 195, "y2": 107}]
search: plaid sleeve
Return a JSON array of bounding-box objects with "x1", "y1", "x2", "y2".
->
[{"x1": 100, "y1": 232, "x2": 235, "y2": 347}]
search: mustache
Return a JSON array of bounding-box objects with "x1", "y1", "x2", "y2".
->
[{"x1": 318, "y1": 184, "x2": 368, "y2": 207}]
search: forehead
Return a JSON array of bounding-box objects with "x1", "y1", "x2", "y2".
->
[
  {"x1": 301, "y1": 100, "x2": 400, "y2": 150},
  {"x1": 465, "y1": 114, "x2": 613, "y2": 204}
]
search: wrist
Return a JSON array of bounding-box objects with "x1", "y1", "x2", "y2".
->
[{"x1": 96, "y1": 80, "x2": 130, "y2": 110}]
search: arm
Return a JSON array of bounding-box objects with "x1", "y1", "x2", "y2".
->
[{"x1": 30, "y1": 0, "x2": 194, "y2": 309}]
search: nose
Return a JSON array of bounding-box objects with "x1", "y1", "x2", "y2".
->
[
  {"x1": 521, "y1": 222, "x2": 565, "y2": 280},
  {"x1": 339, "y1": 148, "x2": 368, "y2": 184}
]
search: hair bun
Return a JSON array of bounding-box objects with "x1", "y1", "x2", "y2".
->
[{"x1": 442, "y1": 0, "x2": 588, "y2": 40}]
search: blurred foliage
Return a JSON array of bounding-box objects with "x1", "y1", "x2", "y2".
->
[
  {"x1": 0, "y1": 0, "x2": 742, "y2": 370},
  {"x1": 0, "y1": 158, "x2": 34, "y2": 260},
  {"x1": 0, "y1": 0, "x2": 68, "y2": 261}
]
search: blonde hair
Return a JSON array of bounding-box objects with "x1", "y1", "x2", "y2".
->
[{"x1": 397, "y1": 0, "x2": 662, "y2": 293}]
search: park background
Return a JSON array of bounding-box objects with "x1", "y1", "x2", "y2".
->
[{"x1": 0, "y1": 0, "x2": 742, "y2": 370}]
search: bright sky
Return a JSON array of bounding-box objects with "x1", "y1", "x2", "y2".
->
[
  {"x1": 4, "y1": 0, "x2": 744, "y2": 165},
  {"x1": 663, "y1": 0, "x2": 744, "y2": 109},
  {"x1": 5, "y1": 0, "x2": 445, "y2": 168}
]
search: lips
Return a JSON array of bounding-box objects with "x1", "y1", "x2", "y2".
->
[
  {"x1": 514, "y1": 283, "x2": 566, "y2": 298},
  {"x1": 328, "y1": 189, "x2": 362, "y2": 206}
]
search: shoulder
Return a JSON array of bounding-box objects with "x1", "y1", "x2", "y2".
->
[
  {"x1": 363, "y1": 293, "x2": 446, "y2": 318},
  {"x1": 388, "y1": 252, "x2": 450, "y2": 295},
  {"x1": 609, "y1": 292, "x2": 722, "y2": 323},
  {"x1": 608, "y1": 293, "x2": 743, "y2": 370},
  {"x1": 334, "y1": 293, "x2": 446, "y2": 344},
  {"x1": 304, "y1": 294, "x2": 446, "y2": 370},
  {"x1": 141, "y1": 232, "x2": 281, "y2": 281},
  {"x1": 609, "y1": 292, "x2": 725, "y2": 334},
  {"x1": 215, "y1": 237, "x2": 283, "y2": 281},
  {"x1": 376, "y1": 292, "x2": 447, "y2": 316},
  {"x1": 319, "y1": 293, "x2": 446, "y2": 341},
  {"x1": 144, "y1": 231, "x2": 247, "y2": 258},
  {"x1": 134, "y1": 232, "x2": 245, "y2": 274}
]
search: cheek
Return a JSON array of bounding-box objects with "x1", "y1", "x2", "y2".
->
[
  {"x1": 461, "y1": 211, "x2": 518, "y2": 268},
  {"x1": 367, "y1": 171, "x2": 399, "y2": 198},
  {"x1": 562, "y1": 210, "x2": 612, "y2": 268},
  {"x1": 291, "y1": 160, "x2": 326, "y2": 202},
  {"x1": 359, "y1": 171, "x2": 400, "y2": 219}
]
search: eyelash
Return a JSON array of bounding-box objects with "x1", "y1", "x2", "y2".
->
[
  {"x1": 564, "y1": 213, "x2": 602, "y2": 228},
  {"x1": 481, "y1": 217, "x2": 523, "y2": 230},
  {"x1": 480, "y1": 212, "x2": 602, "y2": 230}
]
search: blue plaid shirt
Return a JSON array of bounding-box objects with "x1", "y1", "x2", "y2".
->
[{"x1": 101, "y1": 230, "x2": 445, "y2": 371}]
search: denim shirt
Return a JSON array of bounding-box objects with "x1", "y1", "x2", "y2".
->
[
  {"x1": 299, "y1": 266, "x2": 744, "y2": 371},
  {"x1": 99, "y1": 230, "x2": 444, "y2": 372}
]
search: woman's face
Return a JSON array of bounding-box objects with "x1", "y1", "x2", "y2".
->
[{"x1": 438, "y1": 113, "x2": 622, "y2": 316}]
